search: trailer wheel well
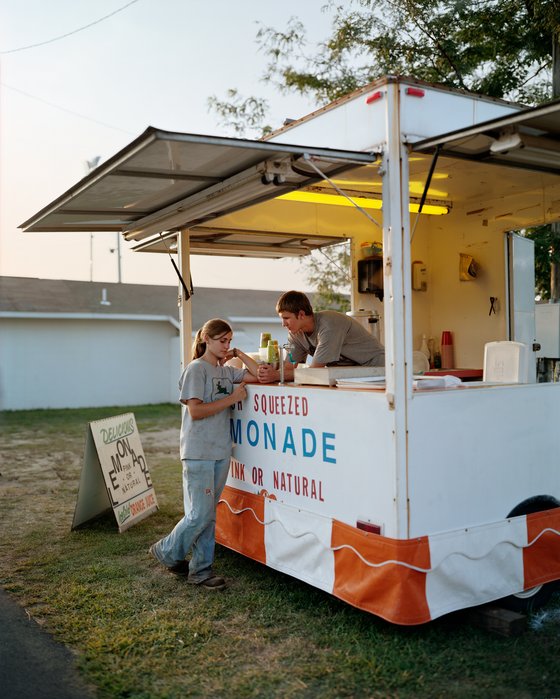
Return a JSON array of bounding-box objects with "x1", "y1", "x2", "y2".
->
[
  {"x1": 500, "y1": 494, "x2": 560, "y2": 615},
  {"x1": 507, "y1": 494, "x2": 560, "y2": 518}
]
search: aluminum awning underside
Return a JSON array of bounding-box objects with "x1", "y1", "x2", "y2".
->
[
  {"x1": 21, "y1": 128, "x2": 378, "y2": 258},
  {"x1": 412, "y1": 98, "x2": 560, "y2": 174}
]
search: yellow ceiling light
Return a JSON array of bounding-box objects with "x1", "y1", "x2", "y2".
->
[
  {"x1": 279, "y1": 190, "x2": 380, "y2": 208},
  {"x1": 278, "y1": 190, "x2": 449, "y2": 215}
]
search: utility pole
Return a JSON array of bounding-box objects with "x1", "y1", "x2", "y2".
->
[
  {"x1": 84, "y1": 155, "x2": 121, "y2": 282},
  {"x1": 110, "y1": 232, "x2": 122, "y2": 283},
  {"x1": 85, "y1": 156, "x2": 101, "y2": 282}
]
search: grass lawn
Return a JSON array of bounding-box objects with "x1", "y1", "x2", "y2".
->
[{"x1": 1, "y1": 403, "x2": 559, "y2": 699}]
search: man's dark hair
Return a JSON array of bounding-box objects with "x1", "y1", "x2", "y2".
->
[{"x1": 276, "y1": 291, "x2": 313, "y2": 316}]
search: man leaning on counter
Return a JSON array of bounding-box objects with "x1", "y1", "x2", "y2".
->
[{"x1": 257, "y1": 291, "x2": 385, "y2": 384}]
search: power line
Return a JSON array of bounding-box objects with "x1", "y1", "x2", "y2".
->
[
  {"x1": 1, "y1": 81, "x2": 135, "y2": 135},
  {"x1": 0, "y1": 0, "x2": 141, "y2": 55}
]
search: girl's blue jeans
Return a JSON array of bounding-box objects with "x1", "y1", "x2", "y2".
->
[{"x1": 155, "y1": 457, "x2": 230, "y2": 582}]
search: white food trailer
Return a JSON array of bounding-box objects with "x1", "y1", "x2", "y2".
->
[{"x1": 22, "y1": 76, "x2": 560, "y2": 625}]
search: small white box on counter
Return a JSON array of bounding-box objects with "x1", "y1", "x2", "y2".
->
[{"x1": 483, "y1": 341, "x2": 531, "y2": 383}]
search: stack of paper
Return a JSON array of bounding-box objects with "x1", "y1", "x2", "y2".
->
[
  {"x1": 336, "y1": 376, "x2": 386, "y2": 389},
  {"x1": 294, "y1": 366, "x2": 385, "y2": 386}
]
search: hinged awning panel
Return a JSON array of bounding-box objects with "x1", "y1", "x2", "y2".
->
[
  {"x1": 21, "y1": 127, "x2": 378, "y2": 258},
  {"x1": 412, "y1": 98, "x2": 560, "y2": 174}
]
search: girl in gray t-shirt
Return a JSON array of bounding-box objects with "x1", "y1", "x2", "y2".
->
[{"x1": 149, "y1": 318, "x2": 258, "y2": 589}]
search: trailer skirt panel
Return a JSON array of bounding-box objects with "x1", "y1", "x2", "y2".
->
[{"x1": 216, "y1": 487, "x2": 560, "y2": 625}]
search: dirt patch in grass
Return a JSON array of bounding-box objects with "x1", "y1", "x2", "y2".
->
[{"x1": 0, "y1": 406, "x2": 180, "y2": 568}]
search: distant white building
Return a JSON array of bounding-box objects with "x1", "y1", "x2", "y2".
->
[{"x1": 0, "y1": 277, "x2": 287, "y2": 410}]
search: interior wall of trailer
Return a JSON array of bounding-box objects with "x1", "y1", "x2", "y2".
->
[
  {"x1": 352, "y1": 231, "x2": 385, "y2": 337},
  {"x1": 410, "y1": 210, "x2": 508, "y2": 368},
  {"x1": 346, "y1": 204, "x2": 511, "y2": 366}
]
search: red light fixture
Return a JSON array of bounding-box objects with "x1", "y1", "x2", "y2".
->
[
  {"x1": 366, "y1": 91, "x2": 383, "y2": 104},
  {"x1": 406, "y1": 87, "x2": 425, "y2": 98}
]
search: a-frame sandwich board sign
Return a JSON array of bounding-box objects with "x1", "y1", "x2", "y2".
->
[{"x1": 72, "y1": 413, "x2": 158, "y2": 533}]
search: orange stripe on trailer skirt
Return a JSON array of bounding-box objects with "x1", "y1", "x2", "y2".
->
[
  {"x1": 216, "y1": 485, "x2": 266, "y2": 564},
  {"x1": 331, "y1": 520, "x2": 432, "y2": 625},
  {"x1": 524, "y1": 508, "x2": 560, "y2": 589}
]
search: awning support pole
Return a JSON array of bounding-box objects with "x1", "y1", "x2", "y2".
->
[
  {"x1": 410, "y1": 146, "x2": 441, "y2": 241},
  {"x1": 179, "y1": 230, "x2": 192, "y2": 370},
  {"x1": 159, "y1": 232, "x2": 193, "y2": 301}
]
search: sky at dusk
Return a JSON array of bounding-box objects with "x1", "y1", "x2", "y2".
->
[{"x1": 0, "y1": 0, "x2": 337, "y2": 289}]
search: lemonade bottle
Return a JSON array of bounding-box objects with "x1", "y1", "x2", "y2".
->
[{"x1": 267, "y1": 340, "x2": 279, "y2": 367}]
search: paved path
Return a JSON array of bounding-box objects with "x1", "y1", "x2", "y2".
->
[{"x1": 0, "y1": 588, "x2": 96, "y2": 698}]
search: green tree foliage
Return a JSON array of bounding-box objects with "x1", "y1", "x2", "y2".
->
[
  {"x1": 303, "y1": 243, "x2": 351, "y2": 311},
  {"x1": 207, "y1": 89, "x2": 272, "y2": 138},
  {"x1": 256, "y1": 0, "x2": 558, "y2": 106},
  {"x1": 525, "y1": 225, "x2": 560, "y2": 300}
]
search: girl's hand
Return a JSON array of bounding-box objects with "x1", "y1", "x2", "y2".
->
[
  {"x1": 231, "y1": 382, "x2": 247, "y2": 402},
  {"x1": 224, "y1": 348, "x2": 244, "y2": 368}
]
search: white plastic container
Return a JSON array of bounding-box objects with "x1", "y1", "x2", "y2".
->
[{"x1": 483, "y1": 341, "x2": 531, "y2": 383}]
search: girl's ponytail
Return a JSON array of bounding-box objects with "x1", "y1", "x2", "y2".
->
[{"x1": 192, "y1": 328, "x2": 207, "y2": 359}]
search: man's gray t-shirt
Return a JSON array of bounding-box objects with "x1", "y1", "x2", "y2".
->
[
  {"x1": 179, "y1": 359, "x2": 246, "y2": 460},
  {"x1": 288, "y1": 310, "x2": 384, "y2": 367}
]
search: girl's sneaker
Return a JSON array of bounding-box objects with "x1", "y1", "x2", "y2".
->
[
  {"x1": 189, "y1": 575, "x2": 226, "y2": 590},
  {"x1": 148, "y1": 543, "x2": 189, "y2": 577}
]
